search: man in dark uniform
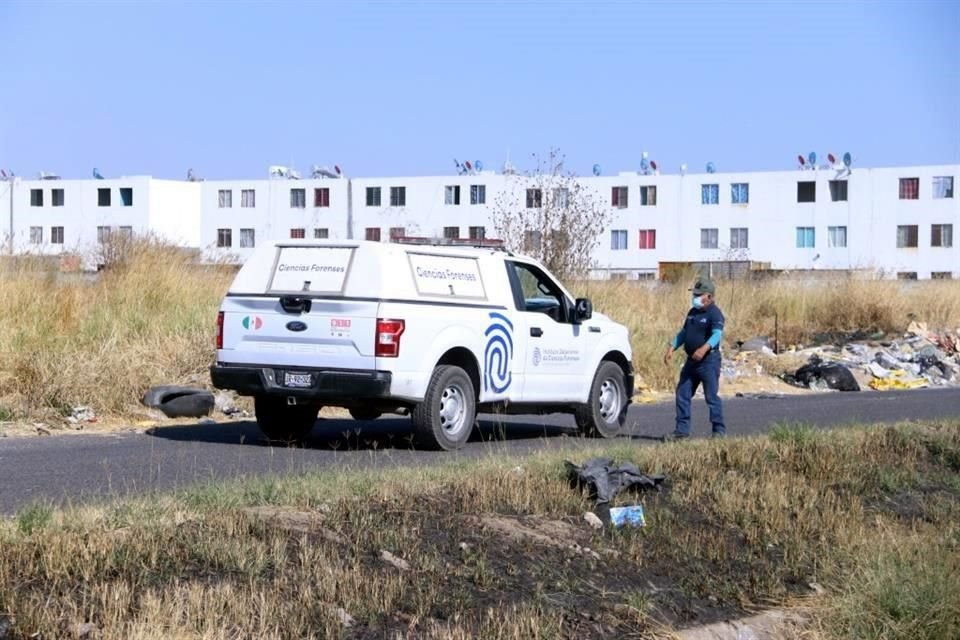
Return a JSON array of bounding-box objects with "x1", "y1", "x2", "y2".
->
[{"x1": 662, "y1": 275, "x2": 726, "y2": 440}]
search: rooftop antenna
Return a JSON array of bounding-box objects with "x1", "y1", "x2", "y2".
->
[
  {"x1": 807, "y1": 151, "x2": 817, "y2": 169},
  {"x1": 475, "y1": 160, "x2": 483, "y2": 172},
  {"x1": 706, "y1": 161, "x2": 716, "y2": 174},
  {"x1": 592, "y1": 163, "x2": 601, "y2": 176},
  {"x1": 93, "y1": 168, "x2": 105, "y2": 179},
  {"x1": 640, "y1": 150, "x2": 649, "y2": 175},
  {"x1": 842, "y1": 152, "x2": 853, "y2": 176}
]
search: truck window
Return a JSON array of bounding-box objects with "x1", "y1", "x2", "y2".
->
[{"x1": 506, "y1": 261, "x2": 569, "y2": 323}]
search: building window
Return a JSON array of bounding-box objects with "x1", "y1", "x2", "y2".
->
[
  {"x1": 98, "y1": 188, "x2": 111, "y2": 207},
  {"x1": 97, "y1": 226, "x2": 111, "y2": 243},
  {"x1": 932, "y1": 272, "x2": 953, "y2": 280},
  {"x1": 797, "y1": 181, "x2": 816, "y2": 203},
  {"x1": 731, "y1": 183, "x2": 749, "y2": 204},
  {"x1": 365, "y1": 187, "x2": 381, "y2": 207},
  {"x1": 217, "y1": 228, "x2": 232, "y2": 248},
  {"x1": 241, "y1": 189, "x2": 256, "y2": 208},
  {"x1": 389, "y1": 227, "x2": 406, "y2": 240},
  {"x1": 389, "y1": 186, "x2": 406, "y2": 207},
  {"x1": 829, "y1": 180, "x2": 848, "y2": 202},
  {"x1": 828, "y1": 226, "x2": 847, "y2": 248},
  {"x1": 897, "y1": 272, "x2": 918, "y2": 280},
  {"x1": 611, "y1": 186, "x2": 628, "y2": 208},
  {"x1": 638, "y1": 229, "x2": 656, "y2": 249},
  {"x1": 470, "y1": 185, "x2": 486, "y2": 205},
  {"x1": 443, "y1": 226, "x2": 460, "y2": 239},
  {"x1": 553, "y1": 188, "x2": 569, "y2": 208},
  {"x1": 523, "y1": 230, "x2": 542, "y2": 252},
  {"x1": 700, "y1": 228, "x2": 718, "y2": 249},
  {"x1": 51, "y1": 189, "x2": 64, "y2": 207},
  {"x1": 610, "y1": 229, "x2": 628, "y2": 250},
  {"x1": 314, "y1": 188, "x2": 330, "y2": 207},
  {"x1": 640, "y1": 186, "x2": 657, "y2": 206},
  {"x1": 290, "y1": 228, "x2": 305, "y2": 239},
  {"x1": 218, "y1": 190, "x2": 232, "y2": 208},
  {"x1": 701, "y1": 184, "x2": 719, "y2": 205},
  {"x1": 30, "y1": 189, "x2": 43, "y2": 206},
  {"x1": 469, "y1": 226, "x2": 486, "y2": 240},
  {"x1": 525, "y1": 188, "x2": 542, "y2": 208},
  {"x1": 239, "y1": 228, "x2": 255, "y2": 248},
  {"x1": 119, "y1": 188, "x2": 133, "y2": 207},
  {"x1": 637, "y1": 271, "x2": 656, "y2": 281},
  {"x1": 899, "y1": 178, "x2": 919, "y2": 200},
  {"x1": 365, "y1": 227, "x2": 381, "y2": 242},
  {"x1": 29, "y1": 226, "x2": 42, "y2": 244},
  {"x1": 51, "y1": 226, "x2": 64, "y2": 244},
  {"x1": 314, "y1": 228, "x2": 329, "y2": 239},
  {"x1": 795, "y1": 227, "x2": 815, "y2": 248},
  {"x1": 897, "y1": 225, "x2": 918, "y2": 248},
  {"x1": 118, "y1": 226, "x2": 133, "y2": 239},
  {"x1": 444, "y1": 185, "x2": 461, "y2": 205},
  {"x1": 290, "y1": 188, "x2": 306, "y2": 208},
  {"x1": 730, "y1": 227, "x2": 749, "y2": 249},
  {"x1": 933, "y1": 176, "x2": 954, "y2": 199},
  {"x1": 931, "y1": 224, "x2": 953, "y2": 248}
]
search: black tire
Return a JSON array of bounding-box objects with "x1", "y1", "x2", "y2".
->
[
  {"x1": 411, "y1": 365, "x2": 476, "y2": 451},
  {"x1": 575, "y1": 361, "x2": 628, "y2": 438},
  {"x1": 254, "y1": 396, "x2": 319, "y2": 445},
  {"x1": 349, "y1": 407, "x2": 383, "y2": 421}
]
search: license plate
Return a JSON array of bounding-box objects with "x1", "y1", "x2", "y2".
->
[{"x1": 283, "y1": 372, "x2": 313, "y2": 388}]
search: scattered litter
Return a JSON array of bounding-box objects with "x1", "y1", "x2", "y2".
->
[
  {"x1": 67, "y1": 406, "x2": 96, "y2": 424},
  {"x1": 34, "y1": 424, "x2": 51, "y2": 436},
  {"x1": 583, "y1": 511, "x2": 604, "y2": 530},
  {"x1": 739, "y1": 336, "x2": 772, "y2": 352},
  {"x1": 214, "y1": 391, "x2": 242, "y2": 416},
  {"x1": 334, "y1": 607, "x2": 355, "y2": 628},
  {"x1": 869, "y1": 371, "x2": 929, "y2": 391},
  {"x1": 380, "y1": 550, "x2": 410, "y2": 572},
  {"x1": 609, "y1": 505, "x2": 646, "y2": 528},
  {"x1": 565, "y1": 458, "x2": 665, "y2": 504},
  {"x1": 458, "y1": 541, "x2": 471, "y2": 552}
]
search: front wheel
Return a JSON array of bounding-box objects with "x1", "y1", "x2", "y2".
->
[
  {"x1": 411, "y1": 365, "x2": 476, "y2": 451},
  {"x1": 254, "y1": 396, "x2": 320, "y2": 445},
  {"x1": 575, "y1": 361, "x2": 628, "y2": 438}
]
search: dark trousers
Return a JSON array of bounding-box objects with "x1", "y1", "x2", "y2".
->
[{"x1": 674, "y1": 352, "x2": 725, "y2": 436}]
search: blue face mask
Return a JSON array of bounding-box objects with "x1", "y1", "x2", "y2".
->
[{"x1": 692, "y1": 295, "x2": 704, "y2": 309}]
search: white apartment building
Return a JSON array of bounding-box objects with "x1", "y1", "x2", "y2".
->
[{"x1": 2, "y1": 163, "x2": 957, "y2": 279}]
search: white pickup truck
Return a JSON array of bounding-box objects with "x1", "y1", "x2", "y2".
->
[{"x1": 210, "y1": 239, "x2": 634, "y2": 450}]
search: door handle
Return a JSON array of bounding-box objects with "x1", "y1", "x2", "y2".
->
[{"x1": 530, "y1": 327, "x2": 543, "y2": 337}]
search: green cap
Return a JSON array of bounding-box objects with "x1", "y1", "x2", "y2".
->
[{"x1": 689, "y1": 275, "x2": 715, "y2": 295}]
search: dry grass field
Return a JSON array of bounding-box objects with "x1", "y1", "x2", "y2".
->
[
  {"x1": 0, "y1": 421, "x2": 958, "y2": 638},
  {"x1": 0, "y1": 242, "x2": 958, "y2": 421}
]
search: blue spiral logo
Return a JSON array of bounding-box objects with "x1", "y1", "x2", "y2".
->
[{"x1": 484, "y1": 312, "x2": 514, "y2": 394}]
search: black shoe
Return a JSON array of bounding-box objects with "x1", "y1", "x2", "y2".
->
[{"x1": 662, "y1": 432, "x2": 691, "y2": 443}]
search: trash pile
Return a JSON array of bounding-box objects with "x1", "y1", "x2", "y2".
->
[{"x1": 731, "y1": 321, "x2": 960, "y2": 393}]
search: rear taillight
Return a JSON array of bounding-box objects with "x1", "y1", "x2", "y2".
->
[
  {"x1": 216, "y1": 311, "x2": 224, "y2": 350},
  {"x1": 375, "y1": 318, "x2": 405, "y2": 357}
]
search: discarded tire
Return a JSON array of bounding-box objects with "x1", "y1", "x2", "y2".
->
[{"x1": 142, "y1": 385, "x2": 215, "y2": 418}]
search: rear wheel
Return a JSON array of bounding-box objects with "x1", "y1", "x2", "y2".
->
[
  {"x1": 254, "y1": 396, "x2": 319, "y2": 445},
  {"x1": 411, "y1": 365, "x2": 476, "y2": 451},
  {"x1": 575, "y1": 361, "x2": 628, "y2": 438},
  {"x1": 349, "y1": 407, "x2": 382, "y2": 421}
]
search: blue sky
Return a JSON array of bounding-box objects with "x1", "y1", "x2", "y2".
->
[{"x1": 1, "y1": 1, "x2": 957, "y2": 179}]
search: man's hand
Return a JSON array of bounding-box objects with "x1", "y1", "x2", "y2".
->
[
  {"x1": 663, "y1": 347, "x2": 674, "y2": 366},
  {"x1": 691, "y1": 344, "x2": 710, "y2": 361}
]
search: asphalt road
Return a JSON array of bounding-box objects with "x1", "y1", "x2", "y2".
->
[{"x1": 1, "y1": 388, "x2": 959, "y2": 515}]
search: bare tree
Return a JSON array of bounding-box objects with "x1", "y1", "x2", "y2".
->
[{"x1": 491, "y1": 149, "x2": 611, "y2": 282}]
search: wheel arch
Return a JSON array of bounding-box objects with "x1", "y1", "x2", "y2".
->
[{"x1": 436, "y1": 346, "x2": 481, "y2": 400}]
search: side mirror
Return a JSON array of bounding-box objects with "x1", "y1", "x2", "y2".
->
[{"x1": 575, "y1": 297, "x2": 593, "y2": 322}]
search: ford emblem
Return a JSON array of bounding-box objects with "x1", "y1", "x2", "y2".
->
[{"x1": 286, "y1": 321, "x2": 308, "y2": 332}]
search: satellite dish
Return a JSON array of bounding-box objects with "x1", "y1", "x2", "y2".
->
[
  {"x1": 797, "y1": 154, "x2": 806, "y2": 166},
  {"x1": 827, "y1": 153, "x2": 836, "y2": 165},
  {"x1": 592, "y1": 164, "x2": 601, "y2": 176},
  {"x1": 475, "y1": 160, "x2": 483, "y2": 171},
  {"x1": 706, "y1": 162, "x2": 716, "y2": 174},
  {"x1": 808, "y1": 152, "x2": 817, "y2": 166},
  {"x1": 93, "y1": 168, "x2": 105, "y2": 180},
  {"x1": 0, "y1": 170, "x2": 5, "y2": 178},
  {"x1": 650, "y1": 160, "x2": 658, "y2": 171},
  {"x1": 465, "y1": 160, "x2": 472, "y2": 171},
  {"x1": 842, "y1": 152, "x2": 852, "y2": 167}
]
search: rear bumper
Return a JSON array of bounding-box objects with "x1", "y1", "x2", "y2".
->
[{"x1": 210, "y1": 363, "x2": 392, "y2": 401}]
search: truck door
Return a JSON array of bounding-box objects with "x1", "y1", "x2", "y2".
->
[{"x1": 505, "y1": 260, "x2": 588, "y2": 402}]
